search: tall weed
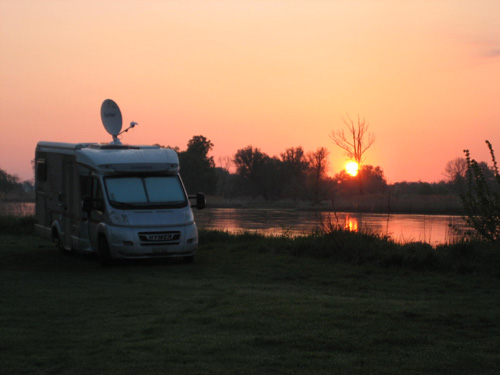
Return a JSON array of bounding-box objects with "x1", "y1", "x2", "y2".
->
[
  {"x1": 0, "y1": 214, "x2": 35, "y2": 235},
  {"x1": 461, "y1": 141, "x2": 500, "y2": 241}
]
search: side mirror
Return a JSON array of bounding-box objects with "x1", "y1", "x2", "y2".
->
[
  {"x1": 196, "y1": 192, "x2": 206, "y2": 210},
  {"x1": 189, "y1": 192, "x2": 206, "y2": 210}
]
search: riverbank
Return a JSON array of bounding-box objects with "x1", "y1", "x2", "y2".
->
[
  {"x1": 1, "y1": 230, "x2": 499, "y2": 375},
  {"x1": 1, "y1": 215, "x2": 498, "y2": 275}
]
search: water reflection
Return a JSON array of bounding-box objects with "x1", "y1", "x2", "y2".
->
[
  {"x1": 344, "y1": 215, "x2": 358, "y2": 232},
  {"x1": 195, "y1": 208, "x2": 468, "y2": 246},
  {"x1": 1, "y1": 203, "x2": 468, "y2": 246},
  {"x1": 0, "y1": 202, "x2": 35, "y2": 216}
]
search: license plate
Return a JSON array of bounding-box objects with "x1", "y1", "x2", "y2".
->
[{"x1": 152, "y1": 247, "x2": 170, "y2": 254}]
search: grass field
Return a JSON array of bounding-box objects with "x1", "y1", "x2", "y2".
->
[{"x1": 1, "y1": 229, "x2": 499, "y2": 374}]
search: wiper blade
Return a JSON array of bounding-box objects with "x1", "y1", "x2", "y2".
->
[
  {"x1": 145, "y1": 201, "x2": 188, "y2": 209},
  {"x1": 110, "y1": 200, "x2": 187, "y2": 209},
  {"x1": 110, "y1": 201, "x2": 137, "y2": 209}
]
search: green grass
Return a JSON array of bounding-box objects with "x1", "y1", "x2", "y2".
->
[
  {"x1": 1, "y1": 230, "x2": 499, "y2": 375},
  {"x1": 202, "y1": 229, "x2": 500, "y2": 275}
]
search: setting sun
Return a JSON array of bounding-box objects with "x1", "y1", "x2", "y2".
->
[{"x1": 345, "y1": 161, "x2": 359, "y2": 177}]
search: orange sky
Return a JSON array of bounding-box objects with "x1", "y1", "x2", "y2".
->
[{"x1": 1, "y1": 0, "x2": 499, "y2": 183}]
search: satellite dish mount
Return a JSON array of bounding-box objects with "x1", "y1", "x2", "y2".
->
[{"x1": 100, "y1": 99, "x2": 138, "y2": 144}]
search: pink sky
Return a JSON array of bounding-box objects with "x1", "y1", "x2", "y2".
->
[{"x1": 1, "y1": 0, "x2": 499, "y2": 182}]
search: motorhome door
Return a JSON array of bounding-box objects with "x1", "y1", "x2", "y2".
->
[
  {"x1": 61, "y1": 160, "x2": 75, "y2": 249},
  {"x1": 88, "y1": 176, "x2": 105, "y2": 250}
]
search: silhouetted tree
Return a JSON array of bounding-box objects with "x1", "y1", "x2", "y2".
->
[
  {"x1": 444, "y1": 157, "x2": 468, "y2": 193},
  {"x1": 178, "y1": 135, "x2": 217, "y2": 195},
  {"x1": 280, "y1": 147, "x2": 308, "y2": 199},
  {"x1": 392, "y1": 181, "x2": 451, "y2": 196},
  {"x1": 444, "y1": 157, "x2": 467, "y2": 181},
  {"x1": 330, "y1": 115, "x2": 375, "y2": 193},
  {"x1": 0, "y1": 168, "x2": 21, "y2": 194},
  {"x1": 216, "y1": 156, "x2": 233, "y2": 196},
  {"x1": 0, "y1": 168, "x2": 34, "y2": 200},
  {"x1": 335, "y1": 165, "x2": 387, "y2": 195},
  {"x1": 330, "y1": 115, "x2": 375, "y2": 165},
  {"x1": 263, "y1": 157, "x2": 285, "y2": 200},
  {"x1": 233, "y1": 146, "x2": 272, "y2": 200},
  {"x1": 306, "y1": 147, "x2": 330, "y2": 203},
  {"x1": 360, "y1": 165, "x2": 387, "y2": 193},
  {"x1": 443, "y1": 156, "x2": 495, "y2": 194}
]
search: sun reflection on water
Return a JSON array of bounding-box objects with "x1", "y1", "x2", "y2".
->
[{"x1": 344, "y1": 216, "x2": 358, "y2": 232}]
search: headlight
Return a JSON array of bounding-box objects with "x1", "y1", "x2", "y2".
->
[
  {"x1": 185, "y1": 209, "x2": 194, "y2": 223},
  {"x1": 109, "y1": 211, "x2": 129, "y2": 226}
]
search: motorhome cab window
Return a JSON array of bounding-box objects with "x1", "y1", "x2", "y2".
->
[{"x1": 104, "y1": 176, "x2": 187, "y2": 208}]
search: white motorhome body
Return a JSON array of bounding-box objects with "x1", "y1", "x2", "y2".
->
[{"x1": 35, "y1": 142, "x2": 204, "y2": 264}]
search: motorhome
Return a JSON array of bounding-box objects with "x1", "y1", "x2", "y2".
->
[
  {"x1": 34, "y1": 141, "x2": 205, "y2": 265},
  {"x1": 35, "y1": 99, "x2": 206, "y2": 265}
]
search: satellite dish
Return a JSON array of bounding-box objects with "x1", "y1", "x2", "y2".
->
[{"x1": 101, "y1": 99, "x2": 123, "y2": 143}]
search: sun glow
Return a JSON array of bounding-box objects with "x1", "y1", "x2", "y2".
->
[{"x1": 345, "y1": 161, "x2": 359, "y2": 177}]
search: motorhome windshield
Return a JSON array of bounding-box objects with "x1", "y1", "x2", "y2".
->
[{"x1": 104, "y1": 176, "x2": 188, "y2": 209}]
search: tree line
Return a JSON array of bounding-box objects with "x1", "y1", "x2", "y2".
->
[
  {"x1": 0, "y1": 168, "x2": 34, "y2": 200},
  {"x1": 173, "y1": 135, "x2": 497, "y2": 202},
  {"x1": 2, "y1": 135, "x2": 497, "y2": 205}
]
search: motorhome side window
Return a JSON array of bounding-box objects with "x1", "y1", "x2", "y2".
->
[
  {"x1": 80, "y1": 175, "x2": 90, "y2": 200},
  {"x1": 91, "y1": 177, "x2": 104, "y2": 211},
  {"x1": 36, "y1": 158, "x2": 47, "y2": 182}
]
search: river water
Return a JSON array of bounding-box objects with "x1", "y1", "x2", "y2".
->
[
  {"x1": 1, "y1": 202, "x2": 467, "y2": 246},
  {"x1": 194, "y1": 208, "x2": 468, "y2": 246},
  {"x1": 0, "y1": 202, "x2": 36, "y2": 217}
]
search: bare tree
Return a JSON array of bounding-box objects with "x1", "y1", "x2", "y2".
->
[
  {"x1": 330, "y1": 115, "x2": 375, "y2": 194},
  {"x1": 444, "y1": 157, "x2": 467, "y2": 182},
  {"x1": 330, "y1": 115, "x2": 375, "y2": 166},
  {"x1": 217, "y1": 155, "x2": 233, "y2": 172},
  {"x1": 217, "y1": 156, "x2": 233, "y2": 195}
]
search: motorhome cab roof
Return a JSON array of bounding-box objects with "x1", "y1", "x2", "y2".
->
[{"x1": 36, "y1": 142, "x2": 179, "y2": 174}]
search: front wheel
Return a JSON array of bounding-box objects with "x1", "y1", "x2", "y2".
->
[
  {"x1": 53, "y1": 230, "x2": 69, "y2": 254},
  {"x1": 98, "y1": 236, "x2": 112, "y2": 267}
]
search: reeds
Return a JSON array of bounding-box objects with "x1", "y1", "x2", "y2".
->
[
  {"x1": 0, "y1": 214, "x2": 35, "y2": 235},
  {"x1": 198, "y1": 228, "x2": 500, "y2": 275},
  {"x1": 2, "y1": 210, "x2": 497, "y2": 275},
  {"x1": 461, "y1": 140, "x2": 500, "y2": 241}
]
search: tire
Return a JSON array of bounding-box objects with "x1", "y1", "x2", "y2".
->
[
  {"x1": 53, "y1": 230, "x2": 69, "y2": 254},
  {"x1": 183, "y1": 255, "x2": 195, "y2": 264},
  {"x1": 98, "y1": 236, "x2": 112, "y2": 267}
]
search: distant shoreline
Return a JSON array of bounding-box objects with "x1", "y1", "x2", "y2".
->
[
  {"x1": 204, "y1": 193, "x2": 465, "y2": 216},
  {"x1": 0, "y1": 192, "x2": 465, "y2": 217}
]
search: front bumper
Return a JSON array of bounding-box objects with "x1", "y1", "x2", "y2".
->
[{"x1": 106, "y1": 223, "x2": 199, "y2": 259}]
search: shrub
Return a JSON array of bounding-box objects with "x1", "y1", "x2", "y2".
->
[
  {"x1": 0, "y1": 214, "x2": 35, "y2": 235},
  {"x1": 461, "y1": 141, "x2": 500, "y2": 241}
]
